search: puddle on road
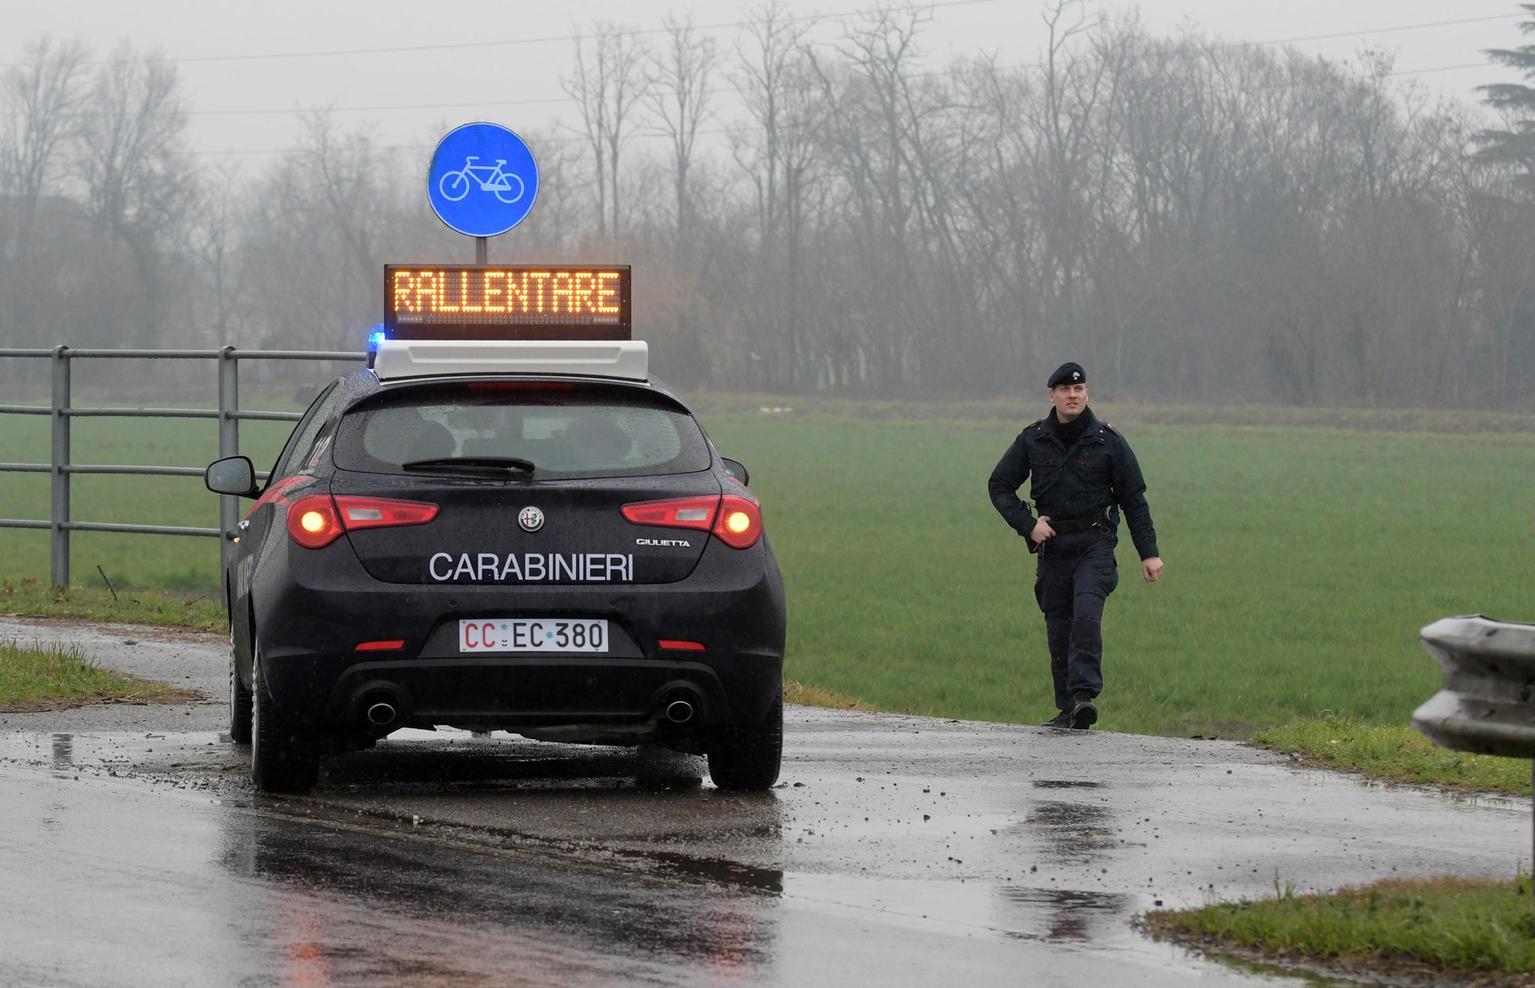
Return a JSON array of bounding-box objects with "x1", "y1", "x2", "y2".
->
[
  {"x1": 611, "y1": 847, "x2": 786, "y2": 893},
  {"x1": 2, "y1": 730, "x2": 229, "y2": 770},
  {"x1": 50, "y1": 733, "x2": 72, "y2": 770},
  {"x1": 784, "y1": 871, "x2": 1142, "y2": 946},
  {"x1": 997, "y1": 886, "x2": 1132, "y2": 943},
  {"x1": 1032, "y1": 780, "x2": 1105, "y2": 790},
  {"x1": 1026, "y1": 800, "x2": 1120, "y2": 864}
]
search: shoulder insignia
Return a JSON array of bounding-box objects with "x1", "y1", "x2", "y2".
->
[
  {"x1": 1027, "y1": 418, "x2": 1044, "y2": 430},
  {"x1": 1102, "y1": 421, "x2": 1122, "y2": 437}
]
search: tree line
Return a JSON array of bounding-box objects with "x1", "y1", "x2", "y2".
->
[{"x1": 3, "y1": 2, "x2": 1535, "y2": 408}]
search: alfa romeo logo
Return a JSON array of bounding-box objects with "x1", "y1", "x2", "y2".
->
[{"x1": 518, "y1": 506, "x2": 544, "y2": 532}]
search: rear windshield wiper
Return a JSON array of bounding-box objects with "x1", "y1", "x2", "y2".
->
[{"x1": 402, "y1": 456, "x2": 536, "y2": 475}]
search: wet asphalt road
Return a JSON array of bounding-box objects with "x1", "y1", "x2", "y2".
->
[{"x1": 0, "y1": 617, "x2": 1529, "y2": 986}]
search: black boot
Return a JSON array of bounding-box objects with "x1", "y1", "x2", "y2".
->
[
  {"x1": 1040, "y1": 710, "x2": 1072, "y2": 729},
  {"x1": 1069, "y1": 695, "x2": 1098, "y2": 730}
]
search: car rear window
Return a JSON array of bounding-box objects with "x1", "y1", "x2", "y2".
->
[{"x1": 333, "y1": 381, "x2": 711, "y2": 479}]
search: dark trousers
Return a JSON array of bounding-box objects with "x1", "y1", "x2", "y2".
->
[{"x1": 1034, "y1": 530, "x2": 1119, "y2": 711}]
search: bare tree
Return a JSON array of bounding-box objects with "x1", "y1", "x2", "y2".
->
[
  {"x1": 731, "y1": 1, "x2": 807, "y2": 246},
  {"x1": 189, "y1": 161, "x2": 247, "y2": 345},
  {"x1": 2, "y1": 14, "x2": 1528, "y2": 405},
  {"x1": 1, "y1": 37, "x2": 88, "y2": 245},
  {"x1": 0, "y1": 36, "x2": 88, "y2": 350},
  {"x1": 562, "y1": 22, "x2": 651, "y2": 239},
  {"x1": 729, "y1": 1, "x2": 817, "y2": 388},
  {"x1": 73, "y1": 43, "x2": 196, "y2": 346},
  {"x1": 646, "y1": 13, "x2": 717, "y2": 245},
  {"x1": 1032, "y1": 0, "x2": 1111, "y2": 367}
]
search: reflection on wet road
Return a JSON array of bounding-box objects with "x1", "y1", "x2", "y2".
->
[{"x1": 1, "y1": 707, "x2": 1527, "y2": 986}]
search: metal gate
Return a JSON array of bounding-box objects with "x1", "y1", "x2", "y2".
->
[{"x1": 0, "y1": 346, "x2": 364, "y2": 587}]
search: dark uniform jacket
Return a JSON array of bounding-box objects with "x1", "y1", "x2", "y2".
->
[{"x1": 988, "y1": 407, "x2": 1160, "y2": 560}]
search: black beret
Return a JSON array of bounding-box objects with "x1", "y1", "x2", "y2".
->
[{"x1": 1047, "y1": 362, "x2": 1086, "y2": 388}]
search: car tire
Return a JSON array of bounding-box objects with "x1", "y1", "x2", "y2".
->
[
  {"x1": 706, "y1": 688, "x2": 783, "y2": 792},
  {"x1": 250, "y1": 645, "x2": 320, "y2": 794},
  {"x1": 228, "y1": 624, "x2": 253, "y2": 746}
]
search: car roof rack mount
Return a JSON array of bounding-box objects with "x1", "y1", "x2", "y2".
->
[{"x1": 373, "y1": 338, "x2": 649, "y2": 382}]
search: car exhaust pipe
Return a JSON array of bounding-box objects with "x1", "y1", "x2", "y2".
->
[
  {"x1": 658, "y1": 685, "x2": 703, "y2": 725},
  {"x1": 366, "y1": 701, "x2": 398, "y2": 727}
]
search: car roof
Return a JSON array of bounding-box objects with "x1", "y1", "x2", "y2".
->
[{"x1": 329, "y1": 366, "x2": 694, "y2": 413}]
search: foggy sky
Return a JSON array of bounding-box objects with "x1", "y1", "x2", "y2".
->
[{"x1": 2, "y1": 0, "x2": 1525, "y2": 172}]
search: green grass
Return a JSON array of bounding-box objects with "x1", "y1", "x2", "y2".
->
[
  {"x1": 0, "y1": 577, "x2": 225, "y2": 630},
  {"x1": 1253, "y1": 716, "x2": 1532, "y2": 796},
  {"x1": 3, "y1": 404, "x2": 1533, "y2": 740},
  {"x1": 1145, "y1": 876, "x2": 1535, "y2": 979},
  {"x1": 0, "y1": 639, "x2": 188, "y2": 709},
  {"x1": 709, "y1": 412, "x2": 1533, "y2": 738}
]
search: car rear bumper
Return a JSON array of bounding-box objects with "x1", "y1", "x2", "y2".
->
[
  {"x1": 252, "y1": 535, "x2": 785, "y2": 736},
  {"x1": 318, "y1": 651, "x2": 778, "y2": 734}
]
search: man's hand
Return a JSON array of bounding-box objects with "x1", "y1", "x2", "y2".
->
[
  {"x1": 1030, "y1": 516, "x2": 1056, "y2": 545},
  {"x1": 1142, "y1": 557, "x2": 1164, "y2": 583}
]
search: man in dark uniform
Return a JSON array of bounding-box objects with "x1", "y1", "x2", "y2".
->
[{"x1": 988, "y1": 362, "x2": 1164, "y2": 730}]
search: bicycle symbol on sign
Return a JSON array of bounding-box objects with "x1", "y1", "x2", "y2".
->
[{"x1": 437, "y1": 156, "x2": 526, "y2": 205}]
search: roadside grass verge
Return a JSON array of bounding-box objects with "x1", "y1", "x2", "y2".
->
[
  {"x1": 784, "y1": 679, "x2": 877, "y2": 712},
  {"x1": 0, "y1": 577, "x2": 225, "y2": 631},
  {"x1": 1144, "y1": 876, "x2": 1535, "y2": 982},
  {"x1": 0, "y1": 639, "x2": 191, "y2": 710},
  {"x1": 1252, "y1": 716, "x2": 1531, "y2": 797}
]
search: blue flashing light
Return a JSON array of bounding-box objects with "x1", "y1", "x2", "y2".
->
[{"x1": 367, "y1": 324, "x2": 388, "y2": 370}]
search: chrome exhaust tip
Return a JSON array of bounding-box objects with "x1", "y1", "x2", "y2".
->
[
  {"x1": 366, "y1": 701, "x2": 397, "y2": 727},
  {"x1": 664, "y1": 699, "x2": 695, "y2": 725}
]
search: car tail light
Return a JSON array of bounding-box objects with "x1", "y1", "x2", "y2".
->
[
  {"x1": 712, "y1": 494, "x2": 762, "y2": 549},
  {"x1": 286, "y1": 494, "x2": 439, "y2": 550},
  {"x1": 334, "y1": 496, "x2": 439, "y2": 532},
  {"x1": 621, "y1": 494, "x2": 763, "y2": 550},
  {"x1": 622, "y1": 495, "x2": 719, "y2": 531},
  {"x1": 287, "y1": 495, "x2": 344, "y2": 549}
]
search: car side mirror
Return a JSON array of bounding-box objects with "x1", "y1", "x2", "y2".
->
[
  {"x1": 205, "y1": 456, "x2": 258, "y2": 498},
  {"x1": 721, "y1": 457, "x2": 750, "y2": 487}
]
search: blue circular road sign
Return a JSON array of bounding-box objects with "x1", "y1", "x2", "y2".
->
[{"x1": 427, "y1": 123, "x2": 539, "y2": 238}]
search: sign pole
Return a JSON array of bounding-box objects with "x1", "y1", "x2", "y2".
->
[{"x1": 475, "y1": 236, "x2": 487, "y2": 265}]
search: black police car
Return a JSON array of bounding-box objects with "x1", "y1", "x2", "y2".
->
[{"x1": 205, "y1": 338, "x2": 785, "y2": 794}]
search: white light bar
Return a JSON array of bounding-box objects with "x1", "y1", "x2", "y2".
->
[{"x1": 374, "y1": 339, "x2": 648, "y2": 382}]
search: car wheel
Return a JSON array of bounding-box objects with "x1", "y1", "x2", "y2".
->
[
  {"x1": 706, "y1": 688, "x2": 783, "y2": 792},
  {"x1": 228, "y1": 624, "x2": 252, "y2": 746},
  {"x1": 250, "y1": 645, "x2": 320, "y2": 794}
]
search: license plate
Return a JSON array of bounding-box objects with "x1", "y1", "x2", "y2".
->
[{"x1": 458, "y1": 619, "x2": 608, "y2": 653}]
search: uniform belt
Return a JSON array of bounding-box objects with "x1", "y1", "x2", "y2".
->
[{"x1": 1048, "y1": 508, "x2": 1114, "y2": 533}]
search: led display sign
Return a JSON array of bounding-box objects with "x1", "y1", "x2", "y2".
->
[{"x1": 384, "y1": 264, "x2": 631, "y2": 340}]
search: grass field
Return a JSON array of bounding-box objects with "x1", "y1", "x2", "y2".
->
[
  {"x1": 720, "y1": 413, "x2": 1534, "y2": 739},
  {"x1": 2, "y1": 405, "x2": 1531, "y2": 739}
]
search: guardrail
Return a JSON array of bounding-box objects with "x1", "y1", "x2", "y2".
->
[
  {"x1": 1414, "y1": 614, "x2": 1535, "y2": 873},
  {"x1": 0, "y1": 346, "x2": 365, "y2": 587}
]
